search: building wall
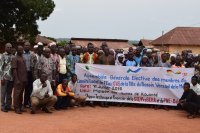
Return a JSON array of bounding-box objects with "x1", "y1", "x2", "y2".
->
[{"x1": 168, "y1": 45, "x2": 200, "y2": 54}]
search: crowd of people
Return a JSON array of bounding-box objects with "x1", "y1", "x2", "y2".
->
[{"x1": 0, "y1": 41, "x2": 200, "y2": 118}]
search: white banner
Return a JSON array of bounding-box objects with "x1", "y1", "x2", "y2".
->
[{"x1": 75, "y1": 63, "x2": 194, "y2": 106}]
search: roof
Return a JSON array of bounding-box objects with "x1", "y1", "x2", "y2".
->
[
  {"x1": 151, "y1": 27, "x2": 200, "y2": 46},
  {"x1": 138, "y1": 39, "x2": 153, "y2": 46},
  {"x1": 35, "y1": 35, "x2": 55, "y2": 45},
  {"x1": 71, "y1": 37, "x2": 128, "y2": 42},
  {"x1": 70, "y1": 37, "x2": 131, "y2": 49}
]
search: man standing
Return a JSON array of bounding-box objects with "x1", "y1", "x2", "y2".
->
[
  {"x1": 33, "y1": 42, "x2": 43, "y2": 80},
  {"x1": 98, "y1": 47, "x2": 115, "y2": 65},
  {"x1": 58, "y1": 48, "x2": 67, "y2": 83},
  {"x1": 133, "y1": 47, "x2": 142, "y2": 66},
  {"x1": 68, "y1": 47, "x2": 81, "y2": 75},
  {"x1": 50, "y1": 43, "x2": 59, "y2": 71},
  {"x1": 123, "y1": 52, "x2": 137, "y2": 66},
  {"x1": 158, "y1": 53, "x2": 171, "y2": 68},
  {"x1": 38, "y1": 48, "x2": 56, "y2": 83},
  {"x1": 12, "y1": 45, "x2": 27, "y2": 114},
  {"x1": 171, "y1": 55, "x2": 185, "y2": 68},
  {"x1": 98, "y1": 47, "x2": 115, "y2": 107},
  {"x1": 82, "y1": 43, "x2": 98, "y2": 107},
  {"x1": 0, "y1": 43, "x2": 14, "y2": 112},
  {"x1": 82, "y1": 43, "x2": 98, "y2": 64},
  {"x1": 31, "y1": 73, "x2": 57, "y2": 114},
  {"x1": 23, "y1": 41, "x2": 34, "y2": 108}
]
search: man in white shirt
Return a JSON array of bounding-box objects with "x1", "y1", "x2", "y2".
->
[
  {"x1": 191, "y1": 75, "x2": 200, "y2": 95},
  {"x1": 31, "y1": 73, "x2": 57, "y2": 114}
]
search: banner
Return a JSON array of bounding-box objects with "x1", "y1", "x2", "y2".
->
[{"x1": 75, "y1": 63, "x2": 194, "y2": 106}]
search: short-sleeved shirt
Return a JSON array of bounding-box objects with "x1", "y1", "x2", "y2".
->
[
  {"x1": 68, "y1": 54, "x2": 80, "y2": 74},
  {"x1": 0, "y1": 52, "x2": 14, "y2": 81},
  {"x1": 37, "y1": 55, "x2": 56, "y2": 81},
  {"x1": 11, "y1": 55, "x2": 27, "y2": 82}
]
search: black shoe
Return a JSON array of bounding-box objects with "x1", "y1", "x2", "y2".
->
[
  {"x1": 105, "y1": 103, "x2": 109, "y2": 108},
  {"x1": 6, "y1": 107, "x2": 14, "y2": 111},
  {"x1": 20, "y1": 108, "x2": 26, "y2": 112},
  {"x1": 187, "y1": 114, "x2": 196, "y2": 119},
  {"x1": 100, "y1": 102, "x2": 105, "y2": 107},
  {"x1": 24, "y1": 105, "x2": 30, "y2": 108},
  {"x1": 89, "y1": 102, "x2": 95, "y2": 107},
  {"x1": 42, "y1": 107, "x2": 52, "y2": 113},
  {"x1": 1, "y1": 108, "x2": 8, "y2": 112},
  {"x1": 15, "y1": 109, "x2": 22, "y2": 114},
  {"x1": 30, "y1": 110, "x2": 36, "y2": 114}
]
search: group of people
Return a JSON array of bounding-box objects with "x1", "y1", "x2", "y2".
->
[{"x1": 0, "y1": 41, "x2": 200, "y2": 118}]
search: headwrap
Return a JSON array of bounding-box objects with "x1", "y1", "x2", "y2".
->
[{"x1": 115, "y1": 53, "x2": 125, "y2": 66}]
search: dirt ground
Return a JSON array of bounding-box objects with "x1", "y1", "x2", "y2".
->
[{"x1": 0, "y1": 106, "x2": 200, "y2": 133}]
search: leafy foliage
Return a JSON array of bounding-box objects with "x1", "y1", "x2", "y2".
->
[
  {"x1": 57, "y1": 40, "x2": 69, "y2": 47},
  {"x1": 0, "y1": 0, "x2": 55, "y2": 43}
]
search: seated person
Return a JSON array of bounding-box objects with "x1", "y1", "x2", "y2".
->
[
  {"x1": 68, "y1": 74, "x2": 86, "y2": 106},
  {"x1": 54, "y1": 79, "x2": 75, "y2": 109},
  {"x1": 191, "y1": 75, "x2": 200, "y2": 95},
  {"x1": 178, "y1": 82, "x2": 200, "y2": 119},
  {"x1": 55, "y1": 78, "x2": 86, "y2": 109},
  {"x1": 31, "y1": 73, "x2": 57, "y2": 114}
]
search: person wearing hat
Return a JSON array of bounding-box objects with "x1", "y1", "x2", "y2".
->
[
  {"x1": 33, "y1": 45, "x2": 38, "y2": 54},
  {"x1": 140, "y1": 55, "x2": 152, "y2": 67},
  {"x1": 115, "y1": 53, "x2": 125, "y2": 66},
  {"x1": 33, "y1": 42, "x2": 44, "y2": 80},
  {"x1": 146, "y1": 49, "x2": 153, "y2": 66}
]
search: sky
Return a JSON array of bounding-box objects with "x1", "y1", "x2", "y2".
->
[{"x1": 37, "y1": 0, "x2": 200, "y2": 40}]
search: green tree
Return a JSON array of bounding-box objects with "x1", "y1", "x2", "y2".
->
[
  {"x1": 57, "y1": 40, "x2": 69, "y2": 47},
  {"x1": 0, "y1": 0, "x2": 55, "y2": 43}
]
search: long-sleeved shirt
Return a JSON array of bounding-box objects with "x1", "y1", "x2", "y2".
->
[
  {"x1": 31, "y1": 79, "x2": 53, "y2": 99},
  {"x1": 180, "y1": 89, "x2": 200, "y2": 104}
]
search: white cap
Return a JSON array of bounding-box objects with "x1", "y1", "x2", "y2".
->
[
  {"x1": 49, "y1": 42, "x2": 56, "y2": 47},
  {"x1": 76, "y1": 45, "x2": 81, "y2": 48},
  {"x1": 132, "y1": 47, "x2": 137, "y2": 50},
  {"x1": 37, "y1": 42, "x2": 43, "y2": 46},
  {"x1": 143, "y1": 55, "x2": 148, "y2": 58},
  {"x1": 170, "y1": 54, "x2": 177, "y2": 58},
  {"x1": 146, "y1": 49, "x2": 152, "y2": 52},
  {"x1": 33, "y1": 45, "x2": 38, "y2": 49}
]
